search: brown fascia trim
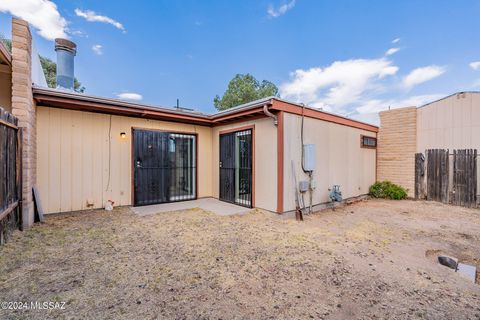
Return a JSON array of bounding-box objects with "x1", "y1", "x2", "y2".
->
[
  {"x1": 270, "y1": 100, "x2": 379, "y2": 133},
  {"x1": 33, "y1": 87, "x2": 273, "y2": 126},
  {"x1": 0, "y1": 42, "x2": 12, "y2": 66},
  {"x1": 32, "y1": 88, "x2": 379, "y2": 131},
  {"x1": 211, "y1": 106, "x2": 268, "y2": 125},
  {"x1": 33, "y1": 87, "x2": 212, "y2": 126}
]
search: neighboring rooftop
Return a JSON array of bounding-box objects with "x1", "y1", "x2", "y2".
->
[{"x1": 419, "y1": 91, "x2": 480, "y2": 108}]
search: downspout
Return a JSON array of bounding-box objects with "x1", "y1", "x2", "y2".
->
[{"x1": 263, "y1": 103, "x2": 278, "y2": 126}]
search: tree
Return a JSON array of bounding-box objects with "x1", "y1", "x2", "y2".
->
[
  {"x1": 0, "y1": 34, "x2": 11, "y2": 52},
  {"x1": 214, "y1": 74, "x2": 279, "y2": 111},
  {"x1": 0, "y1": 35, "x2": 85, "y2": 93}
]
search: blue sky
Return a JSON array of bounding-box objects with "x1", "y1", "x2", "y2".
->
[{"x1": 1, "y1": 0, "x2": 480, "y2": 122}]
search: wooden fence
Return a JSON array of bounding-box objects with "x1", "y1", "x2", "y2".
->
[
  {"x1": 0, "y1": 107, "x2": 22, "y2": 245},
  {"x1": 452, "y1": 149, "x2": 478, "y2": 207},
  {"x1": 415, "y1": 149, "x2": 478, "y2": 208}
]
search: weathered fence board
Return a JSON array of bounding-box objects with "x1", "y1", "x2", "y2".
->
[
  {"x1": 415, "y1": 153, "x2": 425, "y2": 199},
  {"x1": 0, "y1": 107, "x2": 20, "y2": 245},
  {"x1": 452, "y1": 149, "x2": 477, "y2": 207},
  {"x1": 425, "y1": 149, "x2": 449, "y2": 203},
  {"x1": 416, "y1": 148, "x2": 478, "y2": 208}
]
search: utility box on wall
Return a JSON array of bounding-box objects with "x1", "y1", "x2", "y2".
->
[{"x1": 303, "y1": 144, "x2": 316, "y2": 172}]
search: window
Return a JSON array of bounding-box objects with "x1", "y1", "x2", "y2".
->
[{"x1": 361, "y1": 135, "x2": 377, "y2": 148}]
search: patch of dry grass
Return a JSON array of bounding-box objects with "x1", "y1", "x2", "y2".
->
[{"x1": 0, "y1": 200, "x2": 479, "y2": 319}]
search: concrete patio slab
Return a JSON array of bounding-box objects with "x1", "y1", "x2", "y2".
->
[{"x1": 131, "y1": 198, "x2": 253, "y2": 216}]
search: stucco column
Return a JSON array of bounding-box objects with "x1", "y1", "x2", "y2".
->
[{"x1": 11, "y1": 18, "x2": 36, "y2": 228}]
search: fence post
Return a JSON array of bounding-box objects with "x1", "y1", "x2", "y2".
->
[{"x1": 17, "y1": 128, "x2": 23, "y2": 231}]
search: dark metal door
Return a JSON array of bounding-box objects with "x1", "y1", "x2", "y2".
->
[
  {"x1": 219, "y1": 129, "x2": 252, "y2": 207},
  {"x1": 133, "y1": 130, "x2": 197, "y2": 206}
]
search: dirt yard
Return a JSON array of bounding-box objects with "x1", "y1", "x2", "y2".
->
[{"x1": 0, "y1": 199, "x2": 479, "y2": 319}]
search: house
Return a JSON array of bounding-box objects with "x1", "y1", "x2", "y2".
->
[
  {"x1": 1, "y1": 18, "x2": 378, "y2": 228},
  {"x1": 377, "y1": 92, "x2": 480, "y2": 204}
]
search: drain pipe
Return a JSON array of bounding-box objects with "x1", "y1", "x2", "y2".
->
[{"x1": 263, "y1": 103, "x2": 278, "y2": 126}]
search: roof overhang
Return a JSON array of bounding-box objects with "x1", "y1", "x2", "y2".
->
[
  {"x1": 32, "y1": 87, "x2": 378, "y2": 132},
  {"x1": 0, "y1": 42, "x2": 12, "y2": 67},
  {"x1": 270, "y1": 99, "x2": 378, "y2": 132},
  {"x1": 33, "y1": 87, "x2": 212, "y2": 126}
]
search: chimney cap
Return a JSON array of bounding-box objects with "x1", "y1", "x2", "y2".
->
[{"x1": 55, "y1": 38, "x2": 76, "y2": 55}]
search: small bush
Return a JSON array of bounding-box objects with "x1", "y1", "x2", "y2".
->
[{"x1": 369, "y1": 181, "x2": 407, "y2": 200}]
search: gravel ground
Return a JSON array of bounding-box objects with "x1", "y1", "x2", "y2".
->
[{"x1": 0, "y1": 199, "x2": 479, "y2": 319}]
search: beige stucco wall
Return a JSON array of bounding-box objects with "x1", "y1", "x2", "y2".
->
[
  {"x1": 417, "y1": 93, "x2": 480, "y2": 196},
  {"x1": 417, "y1": 92, "x2": 480, "y2": 152},
  {"x1": 37, "y1": 106, "x2": 213, "y2": 214},
  {"x1": 0, "y1": 68, "x2": 12, "y2": 111},
  {"x1": 212, "y1": 117, "x2": 278, "y2": 212},
  {"x1": 283, "y1": 113, "x2": 377, "y2": 212},
  {"x1": 377, "y1": 107, "x2": 417, "y2": 197}
]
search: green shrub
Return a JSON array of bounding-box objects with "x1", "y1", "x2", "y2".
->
[{"x1": 369, "y1": 181, "x2": 407, "y2": 200}]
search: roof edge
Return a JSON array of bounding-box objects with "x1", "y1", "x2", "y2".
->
[
  {"x1": 0, "y1": 41, "x2": 12, "y2": 66},
  {"x1": 33, "y1": 86, "x2": 378, "y2": 131},
  {"x1": 419, "y1": 91, "x2": 480, "y2": 109},
  {"x1": 33, "y1": 86, "x2": 210, "y2": 118},
  {"x1": 270, "y1": 97, "x2": 378, "y2": 130}
]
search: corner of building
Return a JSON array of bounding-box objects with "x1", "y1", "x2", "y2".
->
[
  {"x1": 11, "y1": 18, "x2": 36, "y2": 229},
  {"x1": 377, "y1": 106, "x2": 417, "y2": 197}
]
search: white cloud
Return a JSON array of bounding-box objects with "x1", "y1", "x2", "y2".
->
[
  {"x1": 385, "y1": 47, "x2": 400, "y2": 56},
  {"x1": 117, "y1": 92, "x2": 142, "y2": 101},
  {"x1": 472, "y1": 79, "x2": 480, "y2": 88},
  {"x1": 355, "y1": 94, "x2": 445, "y2": 114},
  {"x1": 392, "y1": 38, "x2": 400, "y2": 44},
  {"x1": 0, "y1": 0, "x2": 68, "y2": 40},
  {"x1": 402, "y1": 65, "x2": 446, "y2": 89},
  {"x1": 71, "y1": 30, "x2": 87, "y2": 37},
  {"x1": 280, "y1": 58, "x2": 398, "y2": 112},
  {"x1": 470, "y1": 61, "x2": 480, "y2": 71},
  {"x1": 349, "y1": 112, "x2": 380, "y2": 126},
  {"x1": 349, "y1": 93, "x2": 444, "y2": 125},
  {"x1": 279, "y1": 52, "x2": 447, "y2": 121},
  {"x1": 75, "y1": 8, "x2": 125, "y2": 32},
  {"x1": 92, "y1": 44, "x2": 103, "y2": 55},
  {"x1": 268, "y1": 0, "x2": 296, "y2": 18}
]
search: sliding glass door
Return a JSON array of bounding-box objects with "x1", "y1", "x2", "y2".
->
[{"x1": 133, "y1": 129, "x2": 196, "y2": 206}]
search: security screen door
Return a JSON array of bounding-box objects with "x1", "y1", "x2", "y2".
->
[
  {"x1": 133, "y1": 129, "x2": 196, "y2": 206},
  {"x1": 219, "y1": 129, "x2": 252, "y2": 207}
]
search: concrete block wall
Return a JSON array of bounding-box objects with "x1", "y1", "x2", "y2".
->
[
  {"x1": 11, "y1": 18, "x2": 36, "y2": 228},
  {"x1": 377, "y1": 107, "x2": 417, "y2": 197}
]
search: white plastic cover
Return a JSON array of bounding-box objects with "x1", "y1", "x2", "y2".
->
[{"x1": 303, "y1": 144, "x2": 316, "y2": 172}]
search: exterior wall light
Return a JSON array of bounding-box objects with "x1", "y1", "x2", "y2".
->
[{"x1": 120, "y1": 132, "x2": 126, "y2": 139}]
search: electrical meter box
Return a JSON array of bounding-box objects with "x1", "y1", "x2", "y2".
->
[
  {"x1": 303, "y1": 144, "x2": 316, "y2": 171},
  {"x1": 299, "y1": 181, "x2": 309, "y2": 193}
]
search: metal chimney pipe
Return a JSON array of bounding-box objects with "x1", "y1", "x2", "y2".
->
[{"x1": 54, "y1": 38, "x2": 77, "y2": 90}]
